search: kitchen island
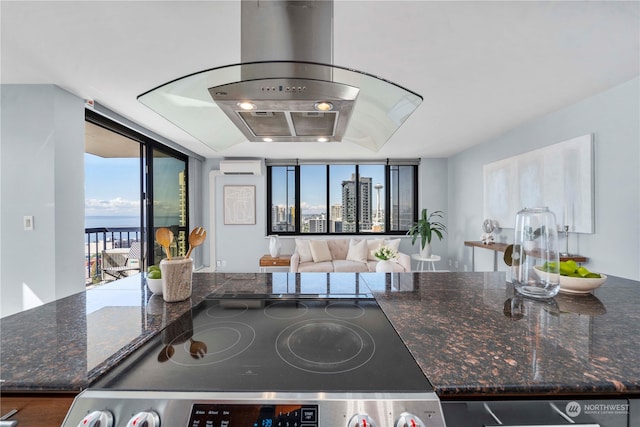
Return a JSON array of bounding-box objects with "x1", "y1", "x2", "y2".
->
[{"x1": 1, "y1": 272, "x2": 639, "y2": 425}]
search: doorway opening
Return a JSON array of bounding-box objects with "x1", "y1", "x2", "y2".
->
[{"x1": 84, "y1": 110, "x2": 188, "y2": 286}]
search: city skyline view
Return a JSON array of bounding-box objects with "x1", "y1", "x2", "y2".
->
[
  {"x1": 271, "y1": 165, "x2": 392, "y2": 233},
  {"x1": 272, "y1": 164, "x2": 386, "y2": 215}
]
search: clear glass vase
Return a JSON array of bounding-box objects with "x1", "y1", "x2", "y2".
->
[{"x1": 512, "y1": 207, "x2": 560, "y2": 299}]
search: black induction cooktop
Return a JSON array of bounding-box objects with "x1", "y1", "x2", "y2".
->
[{"x1": 93, "y1": 295, "x2": 433, "y2": 393}]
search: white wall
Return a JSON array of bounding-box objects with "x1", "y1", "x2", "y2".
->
[
  {"x1": 447, "y1": 77, "x2": 640, "y2": 280},
  {"x1": 1, "y1": 85, "x2": 86, "y2": 317},
  {"x1": 417, "y1": 158, "x2": 449, "y2": 269}
]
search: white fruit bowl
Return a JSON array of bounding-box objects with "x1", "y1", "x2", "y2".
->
[
  {"x1": 558, "y1": 273, "x2": 607, "y2": 294},
  {"x1": 533, "y1": 266, "x2": 607, "y2": 295},
  {"x1": 146, "y1": 277, "x2": 163, "y2": 295}
]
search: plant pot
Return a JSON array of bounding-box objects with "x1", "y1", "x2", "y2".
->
[{"x1": 420, "y1": 243, "x2": 432, "y2": 258}]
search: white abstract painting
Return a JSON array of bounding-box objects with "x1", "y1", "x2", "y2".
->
[
  {"x1": 483, "y1": 134, "x2": 594, "y2": 233},
  {"x1": 224, "y1": 185, "x2": 256, "y2": 225}
]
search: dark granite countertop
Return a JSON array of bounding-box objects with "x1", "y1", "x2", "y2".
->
[
  {"x1": 1, "y1": 271, "x2": 638, "y2": 399},
  {"x1": 368, "y1": 272, "x2": 640, "y2": 398}
]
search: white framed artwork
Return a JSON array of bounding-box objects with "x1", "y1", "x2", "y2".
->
[
  {"x1": 483, "y1": 134, "x2": 594, "y2": 233},
  {"x1": 223, "y1": 185, "x2": 256, "y2": 225}
]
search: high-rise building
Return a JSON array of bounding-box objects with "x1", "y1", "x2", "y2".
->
[
  {"x1": 341, "y1": 174, "x2": 373, "y2": 232},
  {"x1": 309, "y1": 215, "x2": 327, "y2": 233},
  {"x1": 177, "y1": 170, "x2": 187, "y2": 255},
  {"x1": 330, "y1": 203, "x2": 342, "y2": 221}
]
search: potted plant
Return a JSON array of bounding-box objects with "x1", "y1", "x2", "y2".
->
[{"x1": 407, "y1": 209, "x2": 447, "y2": 258}]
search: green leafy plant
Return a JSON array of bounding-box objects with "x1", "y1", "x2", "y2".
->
[{"x1": 407, "y1": 209, "x2": 447, "y2": 250}]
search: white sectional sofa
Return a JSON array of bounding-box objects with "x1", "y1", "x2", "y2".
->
[{"x1": 290, "y1": 238, "x2": 411, "y2": 273}]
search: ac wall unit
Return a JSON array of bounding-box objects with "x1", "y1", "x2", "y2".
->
[{"x1": 219, "y1": 160, "x2": 263, "y2": 176}]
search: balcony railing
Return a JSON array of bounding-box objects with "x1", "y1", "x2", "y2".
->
[{"x1": 85, "y1": 227, "x2": 141, "y2": 286}]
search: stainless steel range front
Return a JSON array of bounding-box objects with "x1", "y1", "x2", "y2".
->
[{"x1": 62, "y1": 293, "x2": 446, "y2": 427}]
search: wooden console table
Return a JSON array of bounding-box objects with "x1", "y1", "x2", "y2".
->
[
  {"x1": 464, "y1": 241, "x2": 587, "y2": 272},
  {"x1": 259, "y1": 254, "x2": 291, "y2": 272}
]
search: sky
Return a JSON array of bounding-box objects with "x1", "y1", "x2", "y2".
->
[
  {"x1": 86, "y1": 152, "x2": 387, "y2": 218},
  {"x1": 84, "y1": 154, "x2": 140, "y2": 216},
  {"x1": 85, "y1": 153, "x2": 185, "y2": 221}
]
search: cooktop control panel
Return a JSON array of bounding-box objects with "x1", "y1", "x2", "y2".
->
[
  {"x1": 61, "y1": 391, "x2": 446, "y2": 427},
  {"x1": 189, "y1": 403, "x2": 318, "y2": 426}
]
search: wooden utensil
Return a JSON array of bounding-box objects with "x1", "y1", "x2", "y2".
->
[
  {"x1": 189, "y1": 338, "x2": 207, "y2": 360},
  {"x1": 185, "y1": 227, "x2": 207, "y2": 258},
  {"x1": 157, "y1": 345, "x2": 174, "y2": 362},
  {"x1": 156, "y1": 227, "x2": 174, "y2": 260}
]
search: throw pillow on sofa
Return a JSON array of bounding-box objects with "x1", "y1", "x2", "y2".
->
[
  {"x1": 295, "y1": 239, "x2": 313, "y2": 263},
  {"x1": 367, "y1": 239, "x2": 384, "y2": 261},
  {"x1": 384, "y1": 238, "x2": 401, "y2": 253},
  {"x1": 309, "y1": 240, "x2": 332, "y2": 262},
  {"x1": 346, "y1": 239, "x2": 368, "y2": 263}
]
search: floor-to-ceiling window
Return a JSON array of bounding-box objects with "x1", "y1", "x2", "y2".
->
[
  {"x1": 85, "y1": 110, "x2": 188, "y2": 283},
  {"x1": 267, "y1": 160, "x2": 418, "y2": 236}
]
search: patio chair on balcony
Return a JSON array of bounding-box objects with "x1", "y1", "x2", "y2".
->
[{"x1": 101, "y1": 241, "x2": 141, "y2": 280}]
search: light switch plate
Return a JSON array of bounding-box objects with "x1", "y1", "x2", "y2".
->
[{"x1": 23, "y1": 215, "x2": 34, "y2": 231}]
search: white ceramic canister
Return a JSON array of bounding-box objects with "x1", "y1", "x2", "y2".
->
[{"x1": 160, "y1": 257, "x2": 193, "y2": 302}]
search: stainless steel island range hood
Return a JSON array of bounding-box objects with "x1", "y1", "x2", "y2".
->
[{"x1": 138, "y1": 0, "x2": 422, "y2": 151}]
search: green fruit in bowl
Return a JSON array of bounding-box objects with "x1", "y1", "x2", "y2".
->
[
  {"x1": 148, "y1": 270, "x2": 161, "y2": 279},
  {"x1": 148, "y1": 265, "x2": 160, "y2": 272},
  {"x1": 558, "y1": 260, "x2": 601, "y2": 279}
]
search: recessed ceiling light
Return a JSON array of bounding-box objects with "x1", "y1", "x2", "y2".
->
[
  {"x1": 317, "y1": 137, "x2": 329, "y2": 142},
  {"x1": 314, "y1": 101, "x2": 333, "y2": 111},
  {"x1": 238, "y1": 101, "x2": 256, "y2": 110},
  {"x1": 263, "y1": 137, "x2": 273, "y2": 142}
]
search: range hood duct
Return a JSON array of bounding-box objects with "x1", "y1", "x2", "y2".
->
[
  {"x1": 240, "y1": 0, "x2": 333, "y2": 77},
  {"x1": 138, "y1": 0, "x2": 422, "y2": 151},
  {"x1": 211, "y1": 1, "x2": 357, "y2": 143}
]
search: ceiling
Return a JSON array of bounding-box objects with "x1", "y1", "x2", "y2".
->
[{"x1": 2, "y1": 1, "x2": 638, "y2": 160}]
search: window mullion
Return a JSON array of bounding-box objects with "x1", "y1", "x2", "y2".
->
[
  {"x1": 355, "y1": 164, "x2": 360, "y2": 233},
  {"x1": 295, "y1": 165, "x2": 301, "y2": 233},
  {"x1": 325, "y1": 164, "x2": 331, "y2": 235},
  {"x1": 384, "y1": 165, "x2": 390, "y2": 233}
]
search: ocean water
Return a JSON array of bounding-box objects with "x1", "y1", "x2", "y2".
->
[
  {"x1": 85, "y1": 216, "x2": 140, "y2": 229},
  {"x1": 85, "y1": 216, "x2": 141, "y2": 244}
]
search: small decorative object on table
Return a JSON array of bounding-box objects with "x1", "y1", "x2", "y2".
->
[
  {"x1": 269, "y1": 235, "x2": 281, "y2": 257},
  {"x1": 481, "y1": 218, "x2": 498, "y2": 244}
]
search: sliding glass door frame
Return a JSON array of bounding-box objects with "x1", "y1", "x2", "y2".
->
[{"x1": 85, "y1": 109, "x2": 189, "y2": 272}]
